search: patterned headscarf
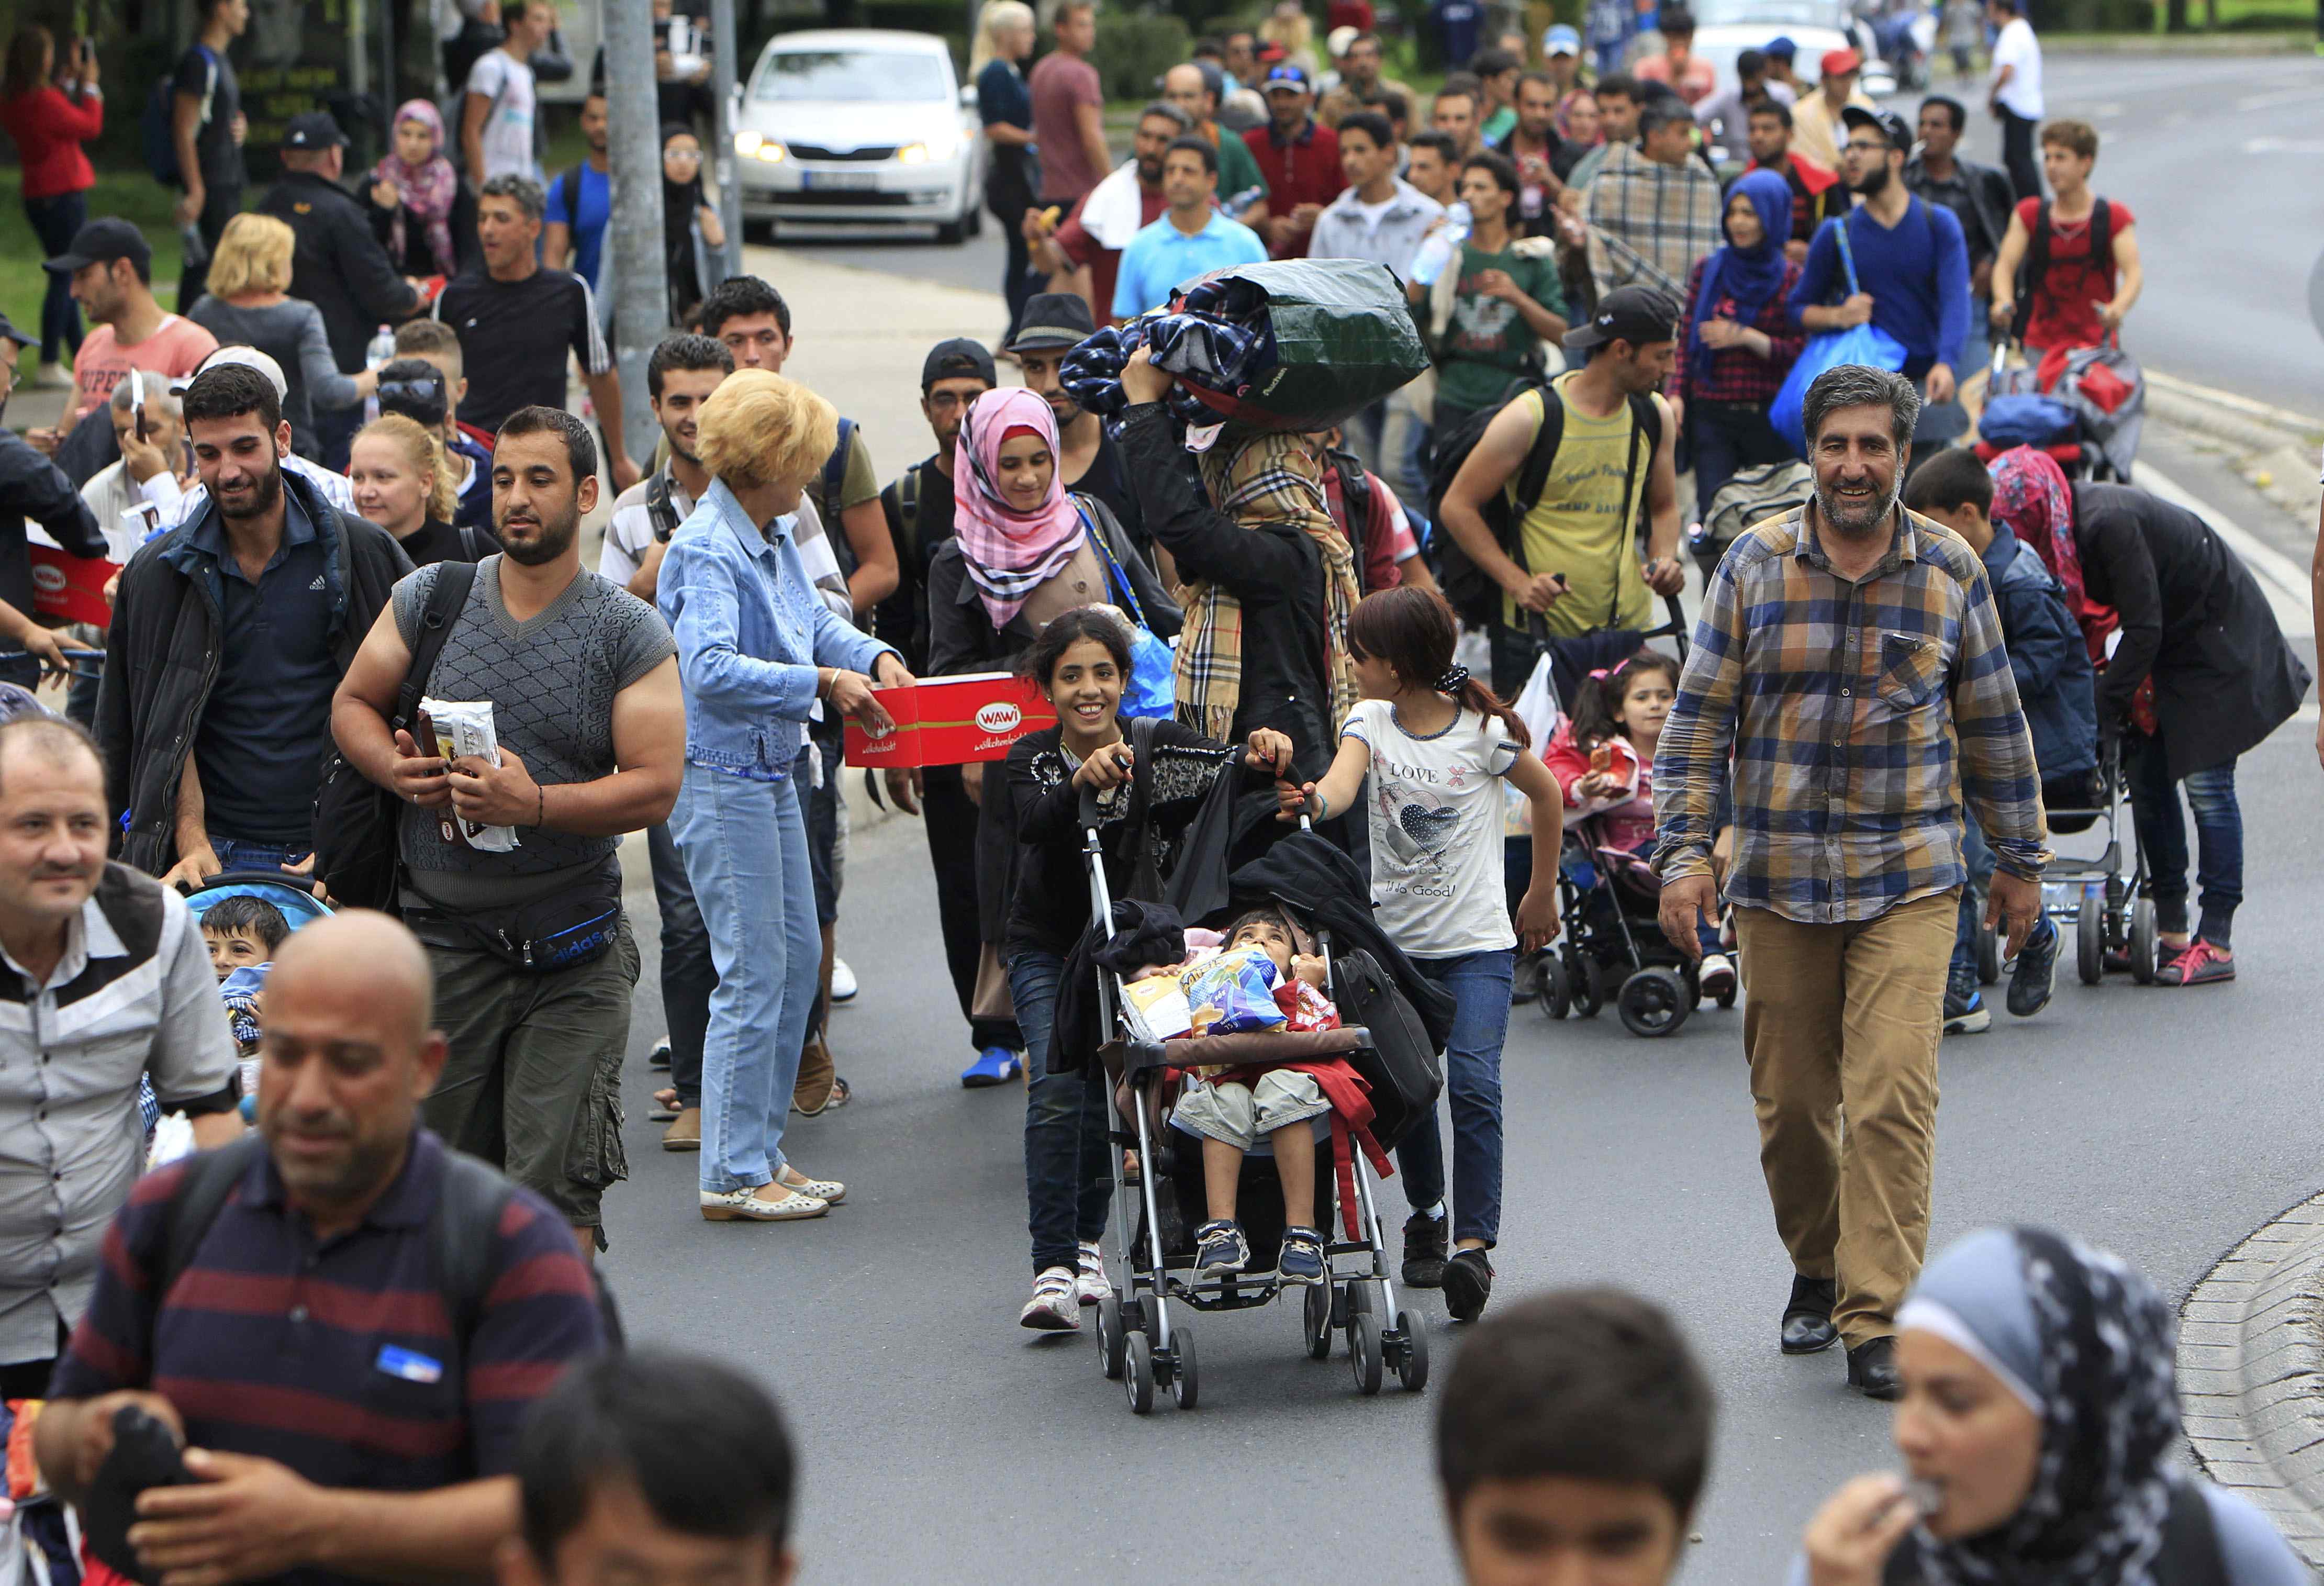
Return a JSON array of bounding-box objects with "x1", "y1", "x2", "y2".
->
[
  {"x1": 1177, "y1": 430, "x2": 1360, "y2": 742},
  {"x1": 953, "y1": 388, "x2": 1087, "y2": 630},
  {"x1": 372, "y1": 101, "x2": 461, "y2": 278},
  {"x1": 1904, "y1": 1227, "x2": 2181, "y2": 1586},
  {"x1": 1986, "y1": 446, "x2": 2091, "y2": 623}
]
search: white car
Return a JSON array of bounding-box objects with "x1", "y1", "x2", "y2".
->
[
  {"x1": 732, "y1": 29, "x2": 987, "y2": 242},
  {"x1": 1684, "y1": 0, "x2": 1899, "y2": 103}
]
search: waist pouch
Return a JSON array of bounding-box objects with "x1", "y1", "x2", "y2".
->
[{"x1": 406, "y1": 865, "x2": 623, "y2": 974}]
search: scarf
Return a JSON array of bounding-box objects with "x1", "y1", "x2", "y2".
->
[
  {"x1": 1987, "y1": 446, "x2": 2098, "y2": 629},
  {"x1": 1905, "y1": 1227, "x2": 2180, "y2": 1586},
  {"x1": 953, "y1": 388, "x2": 1086, "y2": 630},
  {"x1": 1553, "y1": 88, "x2": 1599, "y2": 144},
  {"x1": 372, "y1": 100, "x2": 460, "y2": 276},
  {"x1": 1688, "y1": 167, "x2": 1791, "y2": 384},
  {"x1": 1177, "y1": 430, "x2": 1360, "y2": 743}
]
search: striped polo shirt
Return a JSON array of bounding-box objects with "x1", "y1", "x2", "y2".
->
[{"x1": 51, "y1": 1129, "x2": 603, "y2": 1585}]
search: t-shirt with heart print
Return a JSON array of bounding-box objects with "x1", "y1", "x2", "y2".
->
[{"x1": 1340, "y1": 699, "x2": 1522, "y2": 959}]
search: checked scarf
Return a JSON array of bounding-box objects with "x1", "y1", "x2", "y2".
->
[{"x1": 1178, "y1": 431, "x2": 1360, "y2": 743}]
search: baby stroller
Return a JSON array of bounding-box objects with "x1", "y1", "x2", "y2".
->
[
  {"x1": 1965, "y1": 740, "x2": 2155, "y2": 986},
  {"x1": 1082, "y1": 798, "x2": 1443, "y2": 1414},
  {"x1": 183, "y1": 872, "x2": 336, "y2": 932},
  {"x1": 1978, "y1": 337, "x2": 2145, "y2": 484}
]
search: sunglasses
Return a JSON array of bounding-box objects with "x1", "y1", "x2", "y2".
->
[{"x1": 378, "y1": 378, "x2": 446, "y2": 405}]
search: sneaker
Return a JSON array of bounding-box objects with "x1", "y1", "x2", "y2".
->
[
  {"x1": 32, "y1": 363, "x2": 70, "y2": 390},
  {"x1": 1443, "y1": 1247, "x2": 1495, "y2": 1322},
  {"x1": 1019, "y1": 1266, "x2": 1080, "y2": 1331},
  {"x1": 2006, "y1": 915, "x2": 2059, "y2": 1017},
  {"x1": 1278, "y1": 1225, "x2": 1327, "y2": 1286},
  {"x1": 1075, "y1": 1241, "x2": 1109, "y2": 1305},
  {"x1": 2158, "y1": 939, "x2": 2234, "y2": 986},
  {"x1": 1194, "y1": 1219, "x2": 1249, "y2": 1274},
  {"x1": 648, "y1": 1035, "x2": 672, "y2": 1070},
  {"x1": 961, "y1": 1046, "x2": 1022, "y2": 1087},
  {"x1": 830, "y1": 957, "x2": 858, "y2": 1004},
  {"x1": 1943, "y1": 965, "x2": 1990, "y2": 1035},
  {"x1": 1698, "y1": 952, "x2": 1736, "y2": 1000},
  {"x1": 700, "y1": 1183, "x2": 826, "y2": 1221},
  {"x1": 1401, "y1": 1210, "x2": 1449, "y2": 1289}
]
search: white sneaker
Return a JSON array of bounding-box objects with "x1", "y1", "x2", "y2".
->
[
  {"x1": 700, "y1": 1185, "x2": 828, "y2": 1222},
  {"x1": 1075, "y1": 1241, "x2": 1109, "y2": 1305},
  {"x1": 1019, "y1": 1266, "x2": 1081, "y2": 1331},
  {"x1": 1699, "y1": 953, "x2": 1737, "y2": 999},
  {"x1": 830, "y1": 957, "x2": 858, "y2": 1003}
]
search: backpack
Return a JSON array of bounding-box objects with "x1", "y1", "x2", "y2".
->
[
  {"x1": 1322, "y1": 446, "x2": 1382, "y2": 590},
  {"x1": 1703, "y1": 458, "x2": 1814, "y2": 550},
  {"x1": 814, "y1": 417, "x2": 858, "y2": 575},
  {"x1": 644, "y1": 467, "x2": 685, "y2": 543},
  {"x1": 142, "y1": 46, "x2": 215, "y2": 187},
  {"x1": 1427, "y1": 381, "x2": 1661, "y2": 628},
  {"x1": 1328, "y1": 947, "x2": 1443, "y2": 1155},
  {"x1": 2011, "y1": 197, "x2": 2113, "y2": 348}
]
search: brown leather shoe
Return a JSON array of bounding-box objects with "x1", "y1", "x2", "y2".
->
[
  {"x1": 661, "y1": 1107, "x2": 701, "y2": 1152},
  {"x1": 792, "y1": 1037, "x2": 836, "y2": 1115}
]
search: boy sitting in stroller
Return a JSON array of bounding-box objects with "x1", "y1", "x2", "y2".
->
[
  {"x1": 202, "y1": 895, "x2": 289, "y2": 981},
  {"x1": 1169, "y1": 910, "x2": 1349, "y2": 1287}
]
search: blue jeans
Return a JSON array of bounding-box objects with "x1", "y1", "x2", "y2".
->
[
  {"x1": 208, "y1": 834, "x2": 310, "y2": 873},
  {"x1": 673, "y1": 764, "x2": 821, "y2": 1193},
  {"x1": 25, "y1": 190, "x2": 85, "y2": 365},
  {"x1": 1381, "y1": 386, "x2": 1433, "y2": 516},
  {"x1": 2126, "y1": 737, "x2": 2242, "y2": 946},
  {"x1": 646, "y1": 819, "x2": 713, "y2": 1109},
  {"x1": 1949, "y1": 820, "x2": 1997, "y2": 979},
  {"x1": 1395, "y1": 948, "x2": 1514, "y2": 1247},
  {"x1": 1011, "y1": 946, "x2": 1112, "y2": 1275}
]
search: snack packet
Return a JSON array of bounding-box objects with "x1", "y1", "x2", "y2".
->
[
  {"x1": 1178, "y1": 945, "x2": 1287, "y2": 1036},
  {"x1": 419, "y1": 698, "x2": 522, "y2": 853},
  {"x1": 1122, "y1": 972, "x2": 1194, "y2": 1043}
]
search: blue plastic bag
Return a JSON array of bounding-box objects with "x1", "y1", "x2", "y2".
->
[
  {"x1": 1084, "y1": 503, "x2": 1178, "y2": 721},
  {"x1": 1977, "y1": 394, "x2": 2079, "y2": 451},
  {"x1": 1769, "y1": 216, "x2": 1909, "y2": 456}
]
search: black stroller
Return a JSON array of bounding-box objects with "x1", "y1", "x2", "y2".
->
[{"x1": 1081, "y1": 795, "x2": 1448, "y2": 1414}]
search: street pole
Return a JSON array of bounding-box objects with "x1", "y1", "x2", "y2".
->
[
  {"x1": 710, "y1": 0, "x2": 743, "y2": 281},
  {"x1": 602, "y1": 0, "x2": 667, "y2": 477}
]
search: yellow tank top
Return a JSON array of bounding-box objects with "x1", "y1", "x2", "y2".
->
[{"x1": 1503, "y1": 374, "x2": 1655, "y2": 640}]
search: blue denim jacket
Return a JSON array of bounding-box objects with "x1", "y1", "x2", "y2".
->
[{"x1": 657, "y1": 478, "x2": 894, "y2": 778}]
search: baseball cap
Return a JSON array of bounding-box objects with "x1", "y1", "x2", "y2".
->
[
  {"x1": 282, "y1": 110, "x2": 349, "y2": 150},
  {"x1": 1262, "y1": 62, "x2": 1312, "y2": 93},
  {"x1": 1764, "y1": 33, "x2": 1797, "y2": 58},
  {"x1": 0, "y1": 312, "x2": 33, "y2": 350},
  {"x1": 1563, "y1": 284, "x2": 1682, "y2": 356},
  {"x1": 1841, "y1": 103, "x2": 1912, "y2": 151},
  {"x1": 41, "y1": 217, "x2": 151, "y2": 276},
  {"x1": 1256, "y1": 39, "x2": 1288, "y2": 63},
  {"x1": 1542, "y1": 23, "x2": 1581, "y2": 54},
  {"x1": 1004, "y1": 293, "x2": 1097, "y2": 354},
  {"x1": 174, "y1": 345, "x2": 290, "y2": 403},
  {"x1": 921, "y1": 337, "x2": 997, "y2": 392},
  {"x1": 1327, "y1": 24, "x2": 1359, "y2": 58},
  {"x1": 1820, "y1": 46, "x2": 1863, "y2": 76}
]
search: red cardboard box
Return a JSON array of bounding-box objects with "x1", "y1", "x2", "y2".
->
[
  {"x1": 28, "y1": 545, "x2": 119, "y2": 627},
  {"x1": 843, "y1": 672, "x2": 1055, "y2": 768}
]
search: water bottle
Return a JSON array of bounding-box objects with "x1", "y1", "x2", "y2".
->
[
  {"x1": 365, "y1": 323, "x2": 397, "y2": 372},
  {"x1": 1409, "y1": 200, "x2": 1471, "y2": 288}
]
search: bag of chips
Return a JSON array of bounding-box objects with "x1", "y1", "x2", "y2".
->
[{"x1": 1178, "y1": 945, "x2": 1287, "y2": 1036}]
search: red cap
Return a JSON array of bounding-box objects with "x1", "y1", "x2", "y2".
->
[{"x1": 1820, "y1": 46, "x2": 1863, "y2": 76}]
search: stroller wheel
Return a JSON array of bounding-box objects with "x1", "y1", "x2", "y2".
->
[
  {"x1": 1124, "y1": 1331, "x2": 1156, "y2": 1415},
  {"x1": 1395, "y1": 1310, "x2": 1431, "y2": 1393},
  {"x1": 1303, "y1": 1281, "x2": 1334, "y2": 1360},
  {"x1": 1097, "y1": 1290, "x2": 1127, "y2": 1380},
  {"x1": 1169, "y1": 1325, "x2": 1198, "y2": 1411},
  {"x1": 1350, "y1": 1308, "x2": 1384, "y2": 1396},
  {"x1": 1540, "y1": 954, "x2": 1572, "y2": 1020},
  {"x1": 1617, "y1": 968, "x2": 1691, "y2": 1038},
  {"x1": 2076, "y1": 892, "x2": 2104, "y2": 986},
  {"x1": 2129, "y1": 899, "x2": 2158, "y2": 985},
  {"x1": 1569, "y1": 952, "x2": 1604, "y2": 1018}
]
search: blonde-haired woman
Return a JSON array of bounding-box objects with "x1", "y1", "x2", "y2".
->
[
  {"x1": 657, "y1": 370, "x2": 912, "y2": 1223},
  {"x1": 348, "y1": 414, "x2": 499, "y2": 566},
  {"x1": 188, "y1": 213, "x2": 376, "y2": 461},
  {"x1": 974, "y1": 0, "x2": 1040, "y2": 338}
]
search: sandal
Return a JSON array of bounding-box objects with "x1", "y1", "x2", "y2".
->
[
  {"x1": 777, "y1": 1165, "x2": 846, "y2": 1204},
  {"x1": 647, "y1": 1087, "x2": 680, "y2": 1122},
  {"x1": 793, "y1": 1074, "x2": 851, "y2": 1117}
]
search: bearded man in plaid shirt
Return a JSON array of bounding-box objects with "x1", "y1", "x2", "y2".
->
[
  {"x1": 1651, "y1": 364, "x2": 2048, "y2": 1405},
  {"x1": 1583, "y1": 95, "x2": 1724, "y2": 300}
]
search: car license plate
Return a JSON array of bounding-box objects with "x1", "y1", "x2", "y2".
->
[{"x1": 802, "y1": 169, "x2": 878, "y2": 191}]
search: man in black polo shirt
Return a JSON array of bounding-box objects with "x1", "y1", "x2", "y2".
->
[
  {"x1": 35, "y1": 911, "x2": 604, "y2": 1586},
  {"x1": 433, "y1": 176, "x2": 639, "y2": 491}
]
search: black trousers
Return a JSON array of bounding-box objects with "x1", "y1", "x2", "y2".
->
[
  {"x1": 1999, "y1": 108, "x2": 2042, "y2": 204},
  {"x1": 922, "y1": 766, "x2": 1021, "y2": 1053}
]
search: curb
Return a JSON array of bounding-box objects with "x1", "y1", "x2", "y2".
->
[
  {"x1": 2147, "y1": 371, "x2": 2324, "y2": 450},
  {"x1": 2049, "y1": 32, "x2": 2316, "y2": 51},
  {"x1": 2180, "y1": 1194, "x2": 2324, "y2": 1568}
]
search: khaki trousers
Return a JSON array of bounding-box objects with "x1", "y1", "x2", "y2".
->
[{"x1": 1735, "y1": 891, "x2": 1957, "y2": 1348}]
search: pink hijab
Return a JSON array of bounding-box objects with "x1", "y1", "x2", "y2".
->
[
  {"x1": 954, "y1": 387, "x2": 1086, "y2": 630},
  {"x1": 373, "y1": 100, "x2": 461, "y2": 277}
]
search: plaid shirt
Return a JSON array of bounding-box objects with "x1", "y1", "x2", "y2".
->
[
  {"x1": 1652, "y1": 505, "x2": 2049, "y2": 923},
  {"x1": 1666, "y1": 255, "x2": 1807, "y2": 407},
  {"x1": 1583, "y1": 142, "x2": 1724, "y2": 300}
]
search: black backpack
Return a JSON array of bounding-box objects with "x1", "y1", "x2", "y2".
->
[
  {"x1": 1428, "y1": 382, "x2": 1660, "y2": 628},
  {"x1": 2010, "y1": 196, "x2": 2113, "y2": 348},
  {"x1": 1329, "y1": 947, "x2": 1442, "y2": 1155}
]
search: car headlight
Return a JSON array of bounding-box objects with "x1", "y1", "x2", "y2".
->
[
  {"x1": 897, "y1": 131, "x2": 960, "y2": 164},
  {"x1": 735, "y1": 131, "x2": 786, "y2": 162}
]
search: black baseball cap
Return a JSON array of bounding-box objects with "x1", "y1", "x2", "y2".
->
[
  {"x1": 921, "y1": 337, "x2": 997, "y2": 392},
  {"x1": 42, "y1": 217, "x2": 151, "y2": 275},
  {"x1": 1004, "y1": 293, "x2": 1098, "y2": 354},
  {"x1": 1262, "y1": 63, "x2": 1313, "y2": 93},
  {"x1": 0, "y1": 312, "x2": 32, "y2": 350},
  {"x1": 1840, "y1": 104, "x2": 1912, "y2": 152},
  {"x1": 1563, "y1": 284, "x2": 1682, "y2": 355},
  {"x1": 283, "y1": 110, "x2": 349, "y2": 150}
]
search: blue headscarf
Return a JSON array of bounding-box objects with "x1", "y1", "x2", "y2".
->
[{"x1": 1686, "y1": 167, "x2": 1792, "y2": 383}]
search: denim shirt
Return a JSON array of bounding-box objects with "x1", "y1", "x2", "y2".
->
[{"x1": 657, "y1": 478, "x2": 893, "y2": 779}]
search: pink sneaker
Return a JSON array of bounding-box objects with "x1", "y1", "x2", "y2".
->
[{"x1": 2158, "y1": 939, "x2": 2234, "y2": 986}]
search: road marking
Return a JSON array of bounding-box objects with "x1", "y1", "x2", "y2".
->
[
  {"x1": 2242, "y1": 136, "x2": 2324, "y2": 155},
  {"x1": 2236, "y1": 86, "x2": 2324, "y2": 111},
  {"x1": 2131, "y1": 459, "x2": 2313, "y2": 640}
]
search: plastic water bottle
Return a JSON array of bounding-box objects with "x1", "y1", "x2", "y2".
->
[
  {"x1": 366, "y1": 323, "x2": 397, "y2": 371},
  {"x1": 1409, "y1": 200, "x2": 1471, "y2": 288}
]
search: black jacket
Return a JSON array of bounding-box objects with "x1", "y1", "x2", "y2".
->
[
  {"x1": 260, "y1": 171, "x2": 424, "y2": 372},
  {"x1": 2070, "y1": 482, "x2": 2311, "y2": 780},
  {"x1": 97, "y1": 471, "x2": 414, "y2": 875},
  {"x1": 926, "y1": 493, "x2": 1180, "y2": 678},
  {"x1": 367, "y1": 181, "x2": 482, "y2": 280},
  {"x1": 0, "y1": 429, "x2": 105, "y2": 618}
]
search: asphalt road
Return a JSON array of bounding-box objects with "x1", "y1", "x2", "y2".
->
[{"x1": 772, "y1": 49, "x2": 2324, "y2": 416}]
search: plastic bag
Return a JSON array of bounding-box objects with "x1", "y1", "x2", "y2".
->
[
  {"x1": 420, "y1": 698, "x2": 521, "y2": 853},
  {"x1": 1120, "y1": 625, "x2": 1176, "y2": 720},
  {"x1": 1122, "y1": 973, "x2": 1194, "y2": 1042},
  {"x1": 1769, "y1": 218, "x2": 1908, "y2": 455},
  {"x1": 1505, "y1": 650, "x2": 1565, "y2": 837},
  {"x1": 1178, "y1": 945, "x2": 1287, "y2": 1035},
  {"x1": 1169, "y1": 260, "x2": 1432, "y2": 433}
]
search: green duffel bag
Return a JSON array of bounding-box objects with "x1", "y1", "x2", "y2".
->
[{"x1": 1163, "y1": 258, "x2": 1431, "y2": 434}]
